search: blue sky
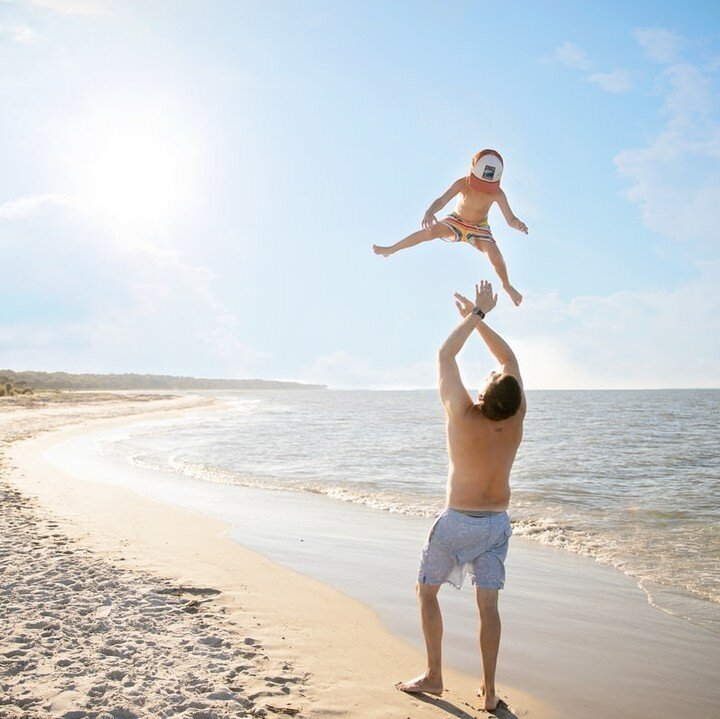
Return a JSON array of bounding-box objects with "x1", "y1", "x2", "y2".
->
[{"x1": 1, "y1": 0, "x2": 719, "y2": 388}]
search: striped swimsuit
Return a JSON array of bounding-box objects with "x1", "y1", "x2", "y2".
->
[{"x1": 439, "y1": 212, "x2": 495, "y2": 246}]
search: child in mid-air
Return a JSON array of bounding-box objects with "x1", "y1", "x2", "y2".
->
[{"x1": 373, "y1": 149, "x2": 528, "y2": 306}]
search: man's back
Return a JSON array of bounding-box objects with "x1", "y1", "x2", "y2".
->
[{"x1": 445, "y1": 400, "x2": 525, "y2": 511}]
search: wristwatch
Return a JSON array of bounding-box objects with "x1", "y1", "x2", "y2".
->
[{"x1": 472, "y1": 306, "x2": 485, "y2": 320}]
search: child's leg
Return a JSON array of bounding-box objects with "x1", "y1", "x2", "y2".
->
[
  {"x1": 475, "y1": 240, "x2": 523, "y2": 306},
  {"x1": 373, "y1": 223, "x2": 452, "y2": 257}
]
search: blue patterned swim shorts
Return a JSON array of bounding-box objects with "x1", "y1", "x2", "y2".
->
[{"x1": 418, "y1": 508, "x2": 512, "y2": 590}]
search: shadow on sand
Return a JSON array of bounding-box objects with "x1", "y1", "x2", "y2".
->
[{"x1": 408, "y1": 691, "x2": 519, "y2": 718}]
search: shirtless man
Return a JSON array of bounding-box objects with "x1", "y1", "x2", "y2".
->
[
  {"x1": 396, "y1": 280, "x2": 526, "y2": 711},
  {"x1": 372, "y1": 149, "x2": 528, "y2": 306}
]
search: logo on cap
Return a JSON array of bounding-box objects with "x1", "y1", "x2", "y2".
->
[
  {"x1": 482, "y1": 165, "x2": 496, "y2": 181},
  {"x1": 470, "y1": 149, "x2": 504, "y2": 194}
]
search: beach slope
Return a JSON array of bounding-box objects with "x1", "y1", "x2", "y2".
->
[{"x1": 1, "y1": 393, "x2": 548, "y2": 719}]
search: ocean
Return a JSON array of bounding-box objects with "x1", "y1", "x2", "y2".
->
[{"x1": 96, "y1": 388, "x2": 720, "y2": 633}]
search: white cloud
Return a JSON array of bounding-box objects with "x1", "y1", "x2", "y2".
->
[
  {"x1": 614, "y1": 63, "x2": 720, "y2": 250},
  {"x1": 661, "y1": 63, "x2": 713, "y2": 121},
  {"x1": 517, "y1": 41, "x2": 720, "y2": 389},
  {"x1": 0, "y1": 198, "x2": 263, "y2": 377},
  {"x1": 470, "y1": 278, "x2": 719, "y2": 391},
  {"x1": 587, "y1": 69, "x2": 633, "y2": 93},
  {"x1": 304, "y1": 266, "x2": 720, "y2": 390},
  {"x1": 635, "y1": 28, "x2": 684, "y2": 64},
  {"x1": 312, "y1": 208, "x2": 720, "y2": 391},
  {"x1": 534, "y1": 46, "x2": 720, "y2": 388},
  {"x1": 302, "y1": 351, "x2": 435, "y2": 390},
  {"x1": 0, "y1": 23, "x2": 37, "y2": 43},
  {"x1": 502, "y1": 270, "x2": 720, "y2": 389},
  {"x1": 12, "y1": 24, "x2": 36, "y2": 42},
  {"x1": 553, "y1": 41, "x2": 632, "y2": 94},
  {"x1": 553, "y1": 41, "x2": 590, "y2": 70},
  {"x1": 0, "y1": 194, "x2": 73, "y2": 218},
  {"x1": 23, "y1": 0, "x2": 108, "y2": 15}
]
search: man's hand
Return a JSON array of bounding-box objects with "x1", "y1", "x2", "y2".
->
[
  {"x1": 453, "y1": 292, "x2": 474, "y2": 318},
  {"x1": 454, "y1": 280, "x2": 497, "y2": 319},
  {"x1": 475, "y1": 280, "x2": 498, "y2": 316},
  {"x1": 422, "y1": 211, "x2": 437, "y2": 229},
  {"x1": 510, "y1": 216, "x2": 528, "y2": 234}
]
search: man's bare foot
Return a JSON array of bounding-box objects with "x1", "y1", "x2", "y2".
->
[
  {"x1": 504, "y1": 284, "x2": 523, "y2": 306},
  {"x1": 395, "y1": 673, "x2": 443, "y2": 696},
  {"x1": 478, "y1": 686, "x2": 503, "y2": 711},
  {"x1": 372, "y1": 244, "x2": 392, "y2": 257}
]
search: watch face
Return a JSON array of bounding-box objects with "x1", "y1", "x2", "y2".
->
[{"x1": 473, "y1": 307, "x2": 483, "y2": 316}]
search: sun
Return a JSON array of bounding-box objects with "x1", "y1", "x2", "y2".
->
[{"x1": 72, "y1": 100, "x2": 198, "y2": 228}]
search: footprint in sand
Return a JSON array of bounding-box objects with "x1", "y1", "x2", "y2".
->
[
  {"x1": 264, "y1": 675, "x2": 301, "y2": 685},
  {"x1": 24, "y1": 619, "x2": 50, "y2": 629},
  {"x1": 87, "y1": 682, "x2": 107, "y2": 698},
  {"x1": 155, "y1": 585, "x2": 221, "y2": 597},
  {"x1": 2, "y1": 648, "x2": 27, "y2": 658}
]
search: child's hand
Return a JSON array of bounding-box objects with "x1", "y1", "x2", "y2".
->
[
  {"x1": 422, "y1": 211, "x2": 437, "y2": 229},
  {"x1": 510, "y1": 217, "x2": 528, "y2": 234}
]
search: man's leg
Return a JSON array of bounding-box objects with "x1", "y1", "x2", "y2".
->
[
  {"x1": 475, "y1": 588, "x2": 501, "y2": 710},
  {"x1": 373, "y1": 223, "x2": 452, "y2": 257},
  {"x1": 395, "y1": 583, "x2": 444, "y2": 695},
  {"x1": 474, "y1": 240, "x2": 523, "y2": 306}
]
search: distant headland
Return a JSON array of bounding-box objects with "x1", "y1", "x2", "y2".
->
[{"x1": 0, "y1": 370, "x2": 326, "y2": 392}]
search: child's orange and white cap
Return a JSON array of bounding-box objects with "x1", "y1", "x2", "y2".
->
[{"x1": 470, "y1": 149, "x2": 504, "y2": 194}]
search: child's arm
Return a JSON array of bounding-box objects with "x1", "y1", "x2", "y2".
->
[
  {"x1": 496, "y1": 189, "x2": 528, "y2": 234},
  {"x1": 422, "y1": 178, "x2": 466, "y2": 228}
]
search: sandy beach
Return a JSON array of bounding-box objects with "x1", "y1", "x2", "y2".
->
[
  {"x1": 1, "y1": 392, "x2": 550, "y2": 719},
  {"x1": 3, "y1": 392, "x2": 720, "y2": 719}
]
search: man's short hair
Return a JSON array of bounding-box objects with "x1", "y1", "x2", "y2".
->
[{"x1": 480, "y1": 375, "x2": 522, "y2": 420}]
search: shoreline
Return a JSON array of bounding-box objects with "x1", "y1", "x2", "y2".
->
[
  {"x1": 37, "y1": 408, "x2": 720, "y2": 719},
  {"x1": 5, "y1": 393, "x2": 720, "y2": 718},
  {"x1": 2, "y1": 394, "x2": 549, "y2": 718}
]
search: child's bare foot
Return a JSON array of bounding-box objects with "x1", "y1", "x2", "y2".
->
[
  {"x1": 372, "y1": 244, "x2": 392, "y2": 257},
  {"x1": 504, "y1": 284, "x2": 523, "y2": 306},
  {"x1": 395, "y1": 673, "x2": 443, "y2": 696}
]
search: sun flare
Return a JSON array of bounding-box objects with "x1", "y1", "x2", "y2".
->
[{"x1": 72, "y1": 101, "x2": 197, "y2": 228}]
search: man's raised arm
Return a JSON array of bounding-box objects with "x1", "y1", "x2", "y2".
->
[
  {"x1": 438, "y1": 280, "x2": 503, "y2": 415},
  {"x1": 454, "y1": 281, "x2": 523, "y2": 388},
  {"x1": 437, "y1": 317, "x2": 475, "y2": 416}
]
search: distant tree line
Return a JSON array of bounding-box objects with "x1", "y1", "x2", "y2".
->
[
  {"x1": 0, "y1": 378, "x2": 34, "y2": 396},
  {"x1": 0, "y1": 370, "x2": 326, "y2": 392}
]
